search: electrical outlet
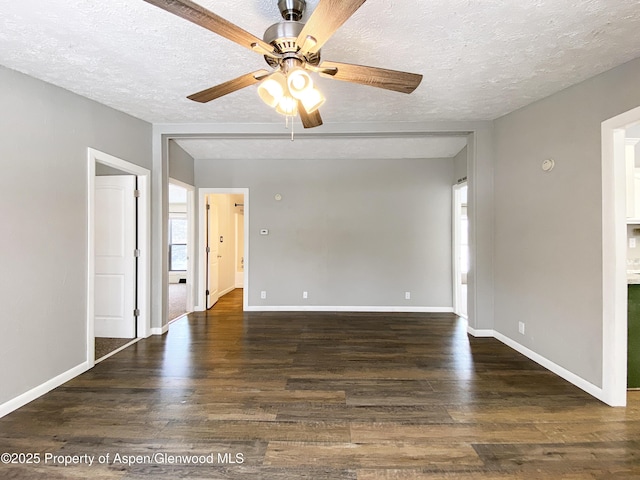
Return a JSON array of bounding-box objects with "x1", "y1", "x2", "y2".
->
[
  {"x1": 518, "y1": 321, "x2": 525, "y2": 335},
  {"x1": 303, "y1": 291, "x2": 308, "y2": 299},
  {"x1": 405, "y1": 291, "x2": 411, "y2": 300},
  {"x1": 260, "y1": 291, "x2": 267, "y2": 299}
]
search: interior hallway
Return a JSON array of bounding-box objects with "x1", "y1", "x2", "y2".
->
[{"x1": 1, "y1": 289, "x2": 640, "y2": 478}]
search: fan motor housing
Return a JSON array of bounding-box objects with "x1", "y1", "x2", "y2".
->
[{"x1": 263, "y1": 20, "x2": 321, "y2": 67}]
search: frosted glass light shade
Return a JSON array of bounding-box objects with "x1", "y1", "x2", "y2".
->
[
  {"x1": 258, "y1": 71, "x2": 287, "y2": 108},
  {"x1": 300, "y1": 87, "x2": 325, "y2": 113}
]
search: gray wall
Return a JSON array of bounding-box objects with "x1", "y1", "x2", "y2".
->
[
  {"x1": 196, "y1": 157, "x2": 455, "y2": 308},
  {"x1": 0, "y1": 65, "x2": 151, "y2": 405},
  {"x1": 493, "y1": 57, "x2": 640, "y2": 387},
  {"x1": 168, "y1": 140, "x2": 195, "y2": 186}
]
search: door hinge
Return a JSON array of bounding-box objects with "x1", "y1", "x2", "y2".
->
[
  {"x1": 133, "y1": 308, "x2": 140, "y2": 317},
  {"x1": 134, "y1": 189, "x2": 141, "y2": 198},
  {"x1": 206, "y1": 203, "x2": 210, "y2": 210},
  {"x1": 206, "y1": 246, "x2": 210, "y2": 254},
  {"x1": 134, "y1": 249, "x2": 141, "y2": 257},
  {"x1": 206, "y1": 289, "x2": 210, "y2": 296}
]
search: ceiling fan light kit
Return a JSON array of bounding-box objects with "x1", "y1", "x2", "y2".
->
[
  {"x1": 259, "y1": 63, "x2": 325, "y2": 116},
  {"x1": 143, "y1": 0, "x2": 423, "y2": 128}
]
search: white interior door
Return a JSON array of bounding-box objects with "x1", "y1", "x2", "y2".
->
[
  {"x1": 206, "y1": 197, "x2": 220, "y2": 309},
  {"x1": 95, "y1": 175, "x2": 136, "y2": 338}
]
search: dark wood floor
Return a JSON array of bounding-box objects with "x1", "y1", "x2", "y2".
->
[{"x1": 2, "y1": 289, "x2": 640, "y2": 479}]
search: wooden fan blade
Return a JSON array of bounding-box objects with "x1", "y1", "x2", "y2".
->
[
  {"x1": 317, "y1": 61, "x2": 422, "y2": 94},
  {"x1": 143, "y1": 0, "x2": 275, "y2": 55},
  {"x1": 298, "y1": 102, "x2": 323, "y2": 129},
  {"x1": 187, "y1": 70, "x2": 270, "y2": 103},
  {"x1": 296, "y1": 0, "x2": 367, "y2": 55}
]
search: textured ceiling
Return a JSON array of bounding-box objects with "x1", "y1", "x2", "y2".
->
[{"x1": 2, "y1": 0, "x2": 640, "y2": 159}]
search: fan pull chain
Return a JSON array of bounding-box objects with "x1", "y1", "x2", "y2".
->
[
  {"x1": 290, "y1": 115, "x2": 295, "y2": 141},
  {"x1": 284, "y1": 115, "x2": 295, "y2": 141}
]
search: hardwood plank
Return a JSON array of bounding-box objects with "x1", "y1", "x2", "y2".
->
[
  {"x1": 264, "y1": 441, "x2": 483, "y2": 468},
  {"x1": 276, "y1": 404, "x2": 455, "y2": 424},
  {"x1": 165, "y1": 419, "x2": 351, "y2": 442},
  {"x1": 350, "y1": 422, "x2": 552, "y2": 444}
]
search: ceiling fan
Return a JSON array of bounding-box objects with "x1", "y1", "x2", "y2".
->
[{"x1": 143, "y1": 0, "x2": 423, "y2": 128}]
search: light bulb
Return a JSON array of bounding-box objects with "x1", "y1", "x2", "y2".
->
[
  {"x1": 291, "y1": 75, "x2": 307, "y2": 90},
  {"x1": 275, "y1": 96, "x2": 298, "y2": 116},
  {"x1": 287, "y1": 68, "x2": 313, "y2": 100}
]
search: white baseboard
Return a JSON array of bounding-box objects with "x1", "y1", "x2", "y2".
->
[
  {"x1": 244, "y1": 305, "x2": 454, "y2": 313},
  {"x1": 467, "y1": 326, "x2": 494, "y2": 337},
  {"x1": 0, "y1": 361, "x2": 89, "y2": 418},
  {"x1": 150, "y1": 324, "x2": 169, "y2": 335},
  {"x1": 493, "y1": 331, "x2": 605, "y2": 403}
]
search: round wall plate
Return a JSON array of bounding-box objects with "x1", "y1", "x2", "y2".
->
[
  {"x1": 274, "y1": 193, "x2": 282, "y2": 201},
  {"x1": 542, "y1": 158, "x2": 555, "y2": 172}
]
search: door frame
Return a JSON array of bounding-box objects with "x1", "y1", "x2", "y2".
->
[
  {"x1": 87, "y1": 148, "x2": 151, "y2": 367},
  {"x1": 601, "y1": 104, "x2": 640, "y2": 406},
  {"x1": 168, "y1": 178, "x2": 196, "y2": 313},
  {"x1": 198, "y1": 188, "x2": 249, "y2": 311},
  {"x1": 452, "y1": 181, "x2": 468, "y2": 318}
]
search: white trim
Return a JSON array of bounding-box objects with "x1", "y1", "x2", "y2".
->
[
  {"x1": 87, "y1": 148, "x2": 151, "y2": 370},
  {"x1": 244, "y1": 306, "x2": 454, "y2": 313},
  {"x1": 467, "y1": 326, "x2": 494, "y2": 337},
  {"x1": 150, "y1": 325, "x2": 170, "y2": 336},
  {"x1": 601, "y1": 106, "x2": 640, "y2": 406},
  {"x1": 0, "y1": 362, "x2": 89, "y2": 418},
  {"x1": 198, "y1": 188, "x2": 250, "y2": 312},
  {"x1": 494, "y1": 331, "x2": 605, "y2": 402}
]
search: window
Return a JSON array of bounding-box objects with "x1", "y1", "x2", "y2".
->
[{"x1": 169, "y1": 216, "x2": 187, "y2": 271}]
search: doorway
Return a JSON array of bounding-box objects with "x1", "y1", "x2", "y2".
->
[
  {"x1": 453, "y1": 182, "x2": 468, "y2": 318},
  {"x1": 199, "y1": 188, "x2": 249, "y2": 311},
  {"x1": 602, "y1": 105, "x2": 640, "y2": 406},
  {"x1": 87, "y1": 148, "x2": 150, "y2": 366},
  {"x1": 624, "y1": 125, "x2": 640, "y2": 390},
  {"x1": 168, "y1": 180, "x2": 195, "y2": 322}
]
